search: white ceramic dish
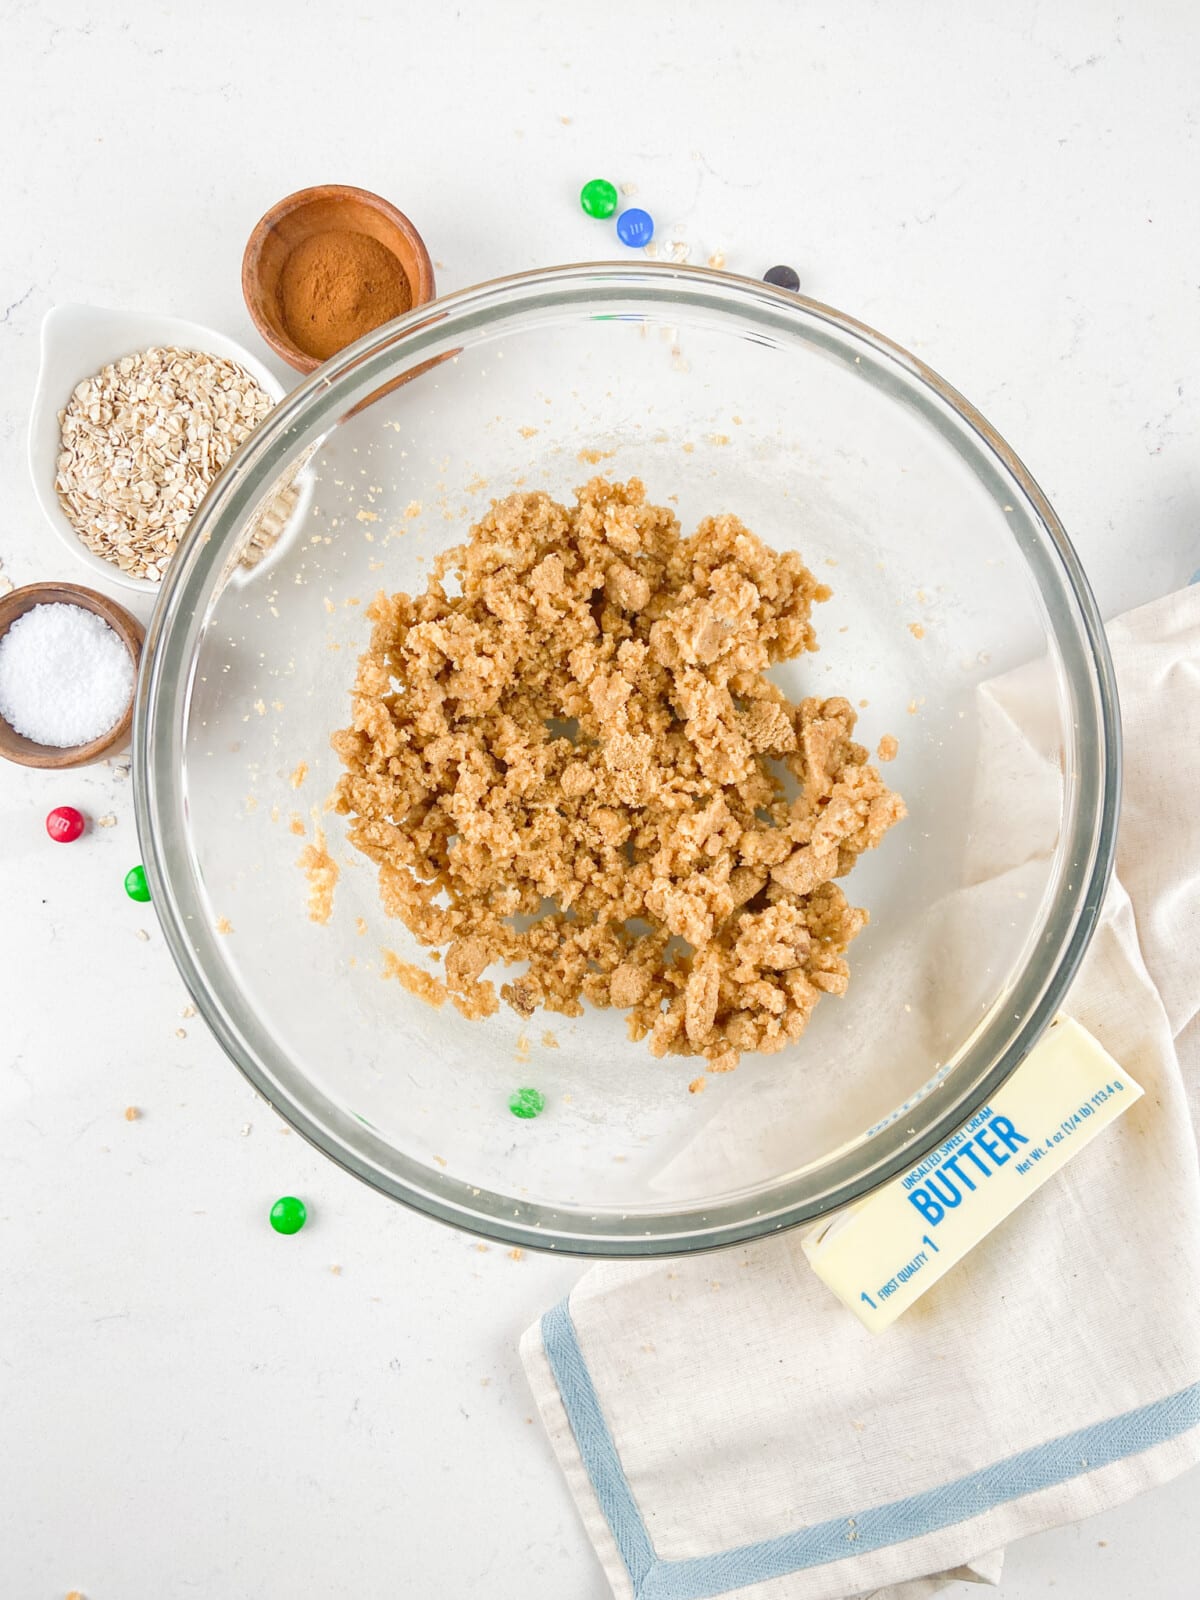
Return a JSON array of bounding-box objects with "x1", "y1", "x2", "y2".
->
[{"x1": 28, "y1": 304, "x2": 292, "y2": 597}]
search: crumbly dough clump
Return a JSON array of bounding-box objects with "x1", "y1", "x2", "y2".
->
[
  {"x1": 333, "y1": 478, "x2": 905, "y2": 1072},
  {"x1": 297, "y1": 825, "x2": 339, "y2": 924}
]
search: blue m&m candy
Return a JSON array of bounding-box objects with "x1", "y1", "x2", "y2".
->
[{"x1": 616, "y1": 208, "x2": 655, "y2": 249}]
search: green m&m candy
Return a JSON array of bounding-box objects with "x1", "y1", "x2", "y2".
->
[
  {"x1": 580, "y1": 178, "x2": 618, "y2": 219},
  {"x1": 508, "y1": 1086, "x2": 546, "y2": 1120},
  {"x1": 124, "y1": 864, "x2": 151, "y2": 902},
  {"x1": 269, "y1": 1195, "x2": 307, "y2": 1234}
]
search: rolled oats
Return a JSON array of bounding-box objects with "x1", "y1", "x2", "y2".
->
[{"x1": 55, "y1": 346, "x2": 275, "y2": 581}]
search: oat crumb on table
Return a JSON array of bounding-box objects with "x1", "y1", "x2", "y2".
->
[
  {"x1": 215, "y1": 916, "x2": 233, "y2": 935},
  {"x1": 333, "y1": 477, "x2": 904, "y2": 1074},
  {"x1": 290, "y1": 760, "x2": 309, "y2": 789},
  {"x1": 124, "y1": 1106, "x2": 140, "y2": 1122},
  {"x1": 877, "y1": 733, "x2": 899, "y2": 762}
]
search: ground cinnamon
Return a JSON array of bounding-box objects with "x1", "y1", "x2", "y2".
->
[{"x1": 278, "y1": 229, "x2": 411, "y2": 362}]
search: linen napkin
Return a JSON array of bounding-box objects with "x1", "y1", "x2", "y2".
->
[{"x1": 522, "y1": 584, "x2": 1200, "y2": 1600}]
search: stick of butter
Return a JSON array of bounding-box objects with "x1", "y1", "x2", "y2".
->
[{"x1": 802, "y1": 1015, "x2": 1142, "y2": 1332}]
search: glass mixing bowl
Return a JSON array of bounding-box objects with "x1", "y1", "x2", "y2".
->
[{"x1": 135, "y1": 265, "x2": 1119, "y2": 1254}]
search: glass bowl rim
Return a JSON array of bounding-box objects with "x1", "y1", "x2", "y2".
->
[{"x1": 134, "y1": 261, "x2": 1121, "y2": 1255}]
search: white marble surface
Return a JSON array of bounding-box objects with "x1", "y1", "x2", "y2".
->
[{"x1": 2, "y1": 2, "x2": 1198, "y2": 1595}]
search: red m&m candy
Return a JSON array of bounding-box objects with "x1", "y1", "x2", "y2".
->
[{"x1": 46, "y1": 806, "x2": 85, "y2": 843}]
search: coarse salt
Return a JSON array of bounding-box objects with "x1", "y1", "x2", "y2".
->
[{"x1": 0, "y1": 603, "x2": 133, "y2": 746}]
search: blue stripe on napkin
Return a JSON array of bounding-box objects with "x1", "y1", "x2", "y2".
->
[{"x1": 541, "y1": 1297, "x2": 1200, "y2": 1600}]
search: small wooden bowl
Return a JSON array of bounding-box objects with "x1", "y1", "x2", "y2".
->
[
  {"x1": 242, "y1": 184, "x2": 436, "y2": 374},
  {"x1": 0, "y1": 583, "x2": 144, "y2": 769}
]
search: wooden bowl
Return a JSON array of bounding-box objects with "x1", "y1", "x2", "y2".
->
[
  {"x1": 0, "y1": 583, "x2": 144, "y2": 769},
  {"x1": 242, "y1": 185, "x2": 436, "y2": 374}
]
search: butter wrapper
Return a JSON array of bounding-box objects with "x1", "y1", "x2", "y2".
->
[{"x1": 803, "y1": 1016, "x2": 1143, "y2": 1332}]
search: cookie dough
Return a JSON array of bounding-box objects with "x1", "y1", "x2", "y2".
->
[{"x1": 333, "y1": 477, "x2": 905, "y2": 1073}]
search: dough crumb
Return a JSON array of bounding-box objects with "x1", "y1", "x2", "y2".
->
[
  {"x1": 382, "y1": 948, "x2": 448, "y2": 1007},
  {"x1": 908, "y1": 622, "x2": 925, "y2": 640},
  {"x1": 98, "y1": 812, "x2": 117, "y2": 828},
  {"x1": 216, "y1": 917, "x2": 233, "y2": 935},
  {"x1": 689, "y1": 1076, "x2": 707, "y2": 1094},
  {"x1": 290, "y1": 761, "x2": 308, "y2": 789},
  {"x1": 124, "y1": 1106, "x2": 140, "y2": 1122},
  {"x1": 289, "y1": 812, "x2": 306, "y2": 836},
  {"x1": 877, "y1": 734, "x2": 899, "y2": 762},
  {"x1": 298, "y1": 826, "x2": 339, "y2": 923},
  {"x1": 541, "y1": 1029, "x2": 560, "y2": 1049},
  {"x1": 334, "y1": 477, "x2": 904, "y2": 1073}
]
